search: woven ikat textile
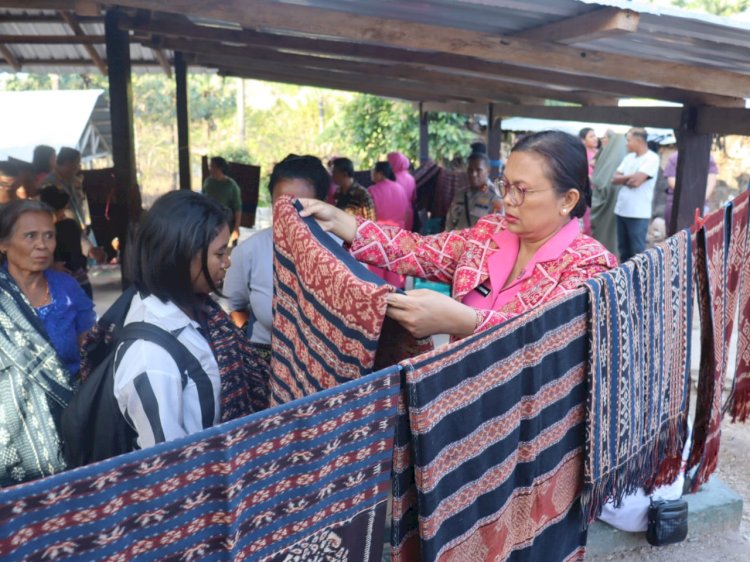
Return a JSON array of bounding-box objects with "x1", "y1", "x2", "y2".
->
[
  {"x1": 0, "y1": 366, "x2": 401, "y2": 562},
  {"x1": 728, "y1": 190, "x2": 750, "y2": 422},
  {"x1": 583, "y1": 231, "x2": 693, "y2": 522},
  {"x1": 270, "y1": 197, "x2": 430, "y2": 405},
  {"x1": 690, "y1": 191, "x2": 750, "y2": 488},
  {"x1": 392, "y1": 290, "x2": 589, "y2": 562}
]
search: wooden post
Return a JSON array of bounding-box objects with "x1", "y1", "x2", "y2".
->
[
  {"x1": 105, "y1": 8, "x2": 139, "y2": 286},
  {"x1": 419, "y1": 102, "x2": 430, "y2": 164},
  {"x1": 669, "y1": 106, "x2": 711, "y2": 235},
  {"x1": 175, "y1": 51, "x2": 191, "y2": 190},
  {"x1": 487, "y1": 103, "x2": 502, "y2": 180}
]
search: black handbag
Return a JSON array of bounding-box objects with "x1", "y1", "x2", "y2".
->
[{"x1": 646, "y1": 498, "x2": 689, "y2": 546}]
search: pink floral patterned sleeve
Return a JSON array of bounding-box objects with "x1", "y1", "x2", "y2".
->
[{"x1": 348, "y1": 218, "x2": 472, "y2": 284}]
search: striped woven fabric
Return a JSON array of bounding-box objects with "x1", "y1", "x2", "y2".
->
[
  {"x1": 690, "y1": 191, "x2": 750, "y2": 488},
  {"x1": 0, "y1": 366, "x2": 401, "y2": 562},
  {"x1": 392, "y1": 290, "x2": 589, "y2": 562},
  {"x1": 728, "y1": 191, "x2": 750, "y2": 422},
  {"x1": 583, "y1": 230, "x2": 693, "y2": 522},
  {"x1": 270, "y1": 197, "x2": 429, "y2": 405}
]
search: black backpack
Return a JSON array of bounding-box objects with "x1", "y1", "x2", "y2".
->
[{"x1": 61, "y1": 288, "x2": 207, "y2": 468}]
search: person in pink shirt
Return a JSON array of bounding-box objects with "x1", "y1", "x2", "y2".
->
[
  {"x1": 368, "y1": 161, "x2": 412, "y2": 229},
  {"x1": 387, "y1": 152, "x2": 416, "y2": 229},
  {"x1": 300, "y1": 131, "x2": 617, "y2": 340},
  {"x1": 367, "y1": 161, "x2": 413, "y2": 288}
]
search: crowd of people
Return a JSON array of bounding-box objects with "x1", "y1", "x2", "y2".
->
[{"x1": 0, "y1": 129, "x2": 709, "y2": 500}]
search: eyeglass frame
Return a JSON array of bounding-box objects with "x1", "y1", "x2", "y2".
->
[{"x1": 495, "y1": 177, "x2": 556, "y2": 206}]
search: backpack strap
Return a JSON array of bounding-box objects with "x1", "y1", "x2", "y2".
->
[{"x1": 115, "y1": 322, "x2": 215, "y2": 430}]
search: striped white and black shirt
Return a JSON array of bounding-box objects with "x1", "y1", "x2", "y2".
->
[{"x1": 113, "y1": 293, "x2": 221, "y2": 450}]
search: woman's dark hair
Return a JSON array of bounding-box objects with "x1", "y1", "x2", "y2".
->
[
  {"x1": 331, "y1": 157, "x2": 355, "y2": 178},
  {"x1": 373, "y1": 161, "x2": 396, "y2": 182},
  {"x1": 467, "y1": 151, "x2": 490, "y2": 166},
  {"x1": 56, "y1": 147, "x2": 81, "y2": 167},
  {"x1": 511, "y1": 130, "x2": 591, "y2": 218},
  {"x1": 32, "y1": 145, "x2": 56, "y2": 174},
  {"x1": 268, "y1": 154, "x2": 329, "y2": 201},
  {"x1": 210, "y1": 156, "x2": 230, "y2": 175},
  {"x1": 578, "y1": 127, "x2": 594, "y2": 140},
  {"x1": 38, "y1": 185, "x2": 70, "y2": 211},
  {"x1": 470, "y1": 142, "x2": 487, "y2": 155},
  {"x1": 128, "y1": 190, "x2": 230, "y2": 312},
  {"x1": 0, "y1": 199, "x2": 54, "y2": 245}
]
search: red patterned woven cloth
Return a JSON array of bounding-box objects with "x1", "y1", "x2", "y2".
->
[
  {"x1": 689, "y1": 190, "x2": 750, "y2": 489},
  {"x1": 729, "y1": 190, "x2": 750, "y2": 422},
  {"x1": 270, "y1": 197, "x2": 430, "y2": 405}
]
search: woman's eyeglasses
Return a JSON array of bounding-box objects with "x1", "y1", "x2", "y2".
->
[{"x1": 496, "y1": 178, "x2": 553, "y2": 206}]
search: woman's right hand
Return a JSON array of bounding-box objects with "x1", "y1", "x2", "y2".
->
[{"x1": 297, "y1": 198, "x2": 358, "y2": 244}]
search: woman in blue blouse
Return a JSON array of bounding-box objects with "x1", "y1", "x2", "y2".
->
[{"x1": 0, "y1": 200, "x2": 95, "y2": 486}]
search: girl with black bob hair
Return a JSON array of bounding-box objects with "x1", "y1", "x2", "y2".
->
[
  {"x1": 114, "y1": 190, "x2": 266, "y2": 451},
  {"x1": 129, "y1": 190, "x2": 230, "y2": 317}
]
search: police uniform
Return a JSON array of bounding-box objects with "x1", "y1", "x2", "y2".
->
[{"x1": 445, "y1": 183, "x2": 502, "y2": 231}]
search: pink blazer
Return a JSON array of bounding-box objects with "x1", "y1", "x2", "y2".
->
[{"x1": 349, "y1": 214, "x2": 618, "y2": 333}]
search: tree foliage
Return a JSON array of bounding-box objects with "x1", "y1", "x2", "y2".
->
[
  {"x1": 329, "y1": 95, "x2": 477, "y2": 168},
  {"x1": 647, "y1": 0, "x2": 749, "y2": 14}
]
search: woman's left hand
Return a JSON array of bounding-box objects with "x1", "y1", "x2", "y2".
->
[{"x1": 385, "y1": 289, "x2": 477, "y2": 339}]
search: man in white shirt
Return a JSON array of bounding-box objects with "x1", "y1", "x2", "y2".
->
[{"x1": 612, "y1": 128, "x2": 661, "y2": 262}]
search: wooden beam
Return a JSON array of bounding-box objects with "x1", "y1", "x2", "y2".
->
[
  {"x1": 419, "y1": 102, "x2": 429, "y2": 164},
  {"x1": 155, "y1": 36, "x2": 616, "y2": 106},
  {"x1": 515, "y1": 8, "x2": 639, "y2": 45},
  {"x1": 75, "y1": 0, "x2": 101, "y2": 17},
  {"x1": 497, "y1": 105, "x2": 683, "y2": 129},
  {"x1": 217, "y1": 67, "x2": 442, "y2": 103},
  {"x1": 0, "y1": 44, "x2": 21, "y2": 72},
  {"x1": 59, "y1": 10, "x2": 107, "y2": 74},
  {"x1": 0, "y1": 35, "x2": 106, "y2": 44},
  {"x1": 175, "y1": 51, "x2": 191, "y2": 190},
  {"x1": 112, "y1": 0, "x2": 750, "y2": 99},
  {"x1": 199, "y1": 55, "x2": 550, "y2": 105},
  {"x1": 212, "y1": 60, "x2": 496, "y2": 104},
  {"x1": 670, "y1": 107, "x2": 711, "y2": 235},
  {"x1": 417, "y1": 101, "x2": 489, "y2": 115},
  {"x1": 124, "y1": 14, "x2": 744, "y2": 108},
  {"x1": 487, "y1": 104, "x2": 502, "y2": 180},
  {"x1": 105, "y1": 7, "x2": 140, "y2": 285},
  {"x1": 152, "y1": 47, "x2": 172, "y2": 77},
  {"x1": 696, "y1": 108, "x2": 750, "y2": 136}
]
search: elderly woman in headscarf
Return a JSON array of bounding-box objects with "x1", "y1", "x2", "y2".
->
[
  {"x1": 590, "y1": 130, "x2": 628, "y2": 256},
  {"x1": 0, "y1": 199, "x2": 96, "y2": 486}
]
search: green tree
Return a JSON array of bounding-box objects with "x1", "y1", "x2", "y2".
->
[{"x1": 329, "y1": 94, "x2": 476, "y2": 168}]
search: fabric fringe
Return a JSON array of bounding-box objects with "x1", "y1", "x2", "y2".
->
[
  {"x1": 581, "y1": 418, "x2": 686, "y2": 526},
  {"x1": 728, "y1": 382, "x2": 750, "y2": 423},
  {"x1": 690, "y1": 436, "x2": 720, "y2": 493}
]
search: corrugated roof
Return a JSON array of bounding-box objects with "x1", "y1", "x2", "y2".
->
[{"x1": 0, "y1": 8, "x2": 164, "y2": 74}]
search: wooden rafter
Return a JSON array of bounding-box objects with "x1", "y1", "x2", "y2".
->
[
  {"x1": 0, "y1": 58, "x2": 156, "y2": 67},
  {"x1": 160, "y1": 36, "x2": 616, "y2": 106},
  {"x1": 514, "y1": 7, "x2": 640, "y2": 45},
  {"x1": 0, "y1": 44, "x2": 21, "y2": 71},
  {"x1": 151, "y1": 47, "x2": 172, "y2": 77},
  {"x1": 124, "y1": 14, "x2": 744, "y2": 108},
  {"x1": 112, "y1": 0, "x2": 750, "y2": 99},
  {"x1": 59, "y1": 10, "x2": 107, "y2": 74}
]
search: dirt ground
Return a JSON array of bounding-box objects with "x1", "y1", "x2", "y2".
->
[{"x1": 588, "y1": 416, "x2": 750, "y2": 562}]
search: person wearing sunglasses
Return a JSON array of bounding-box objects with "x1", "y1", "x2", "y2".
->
[{"x1": 299, "y1": 131, "x2": 618, "y2": 340}]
